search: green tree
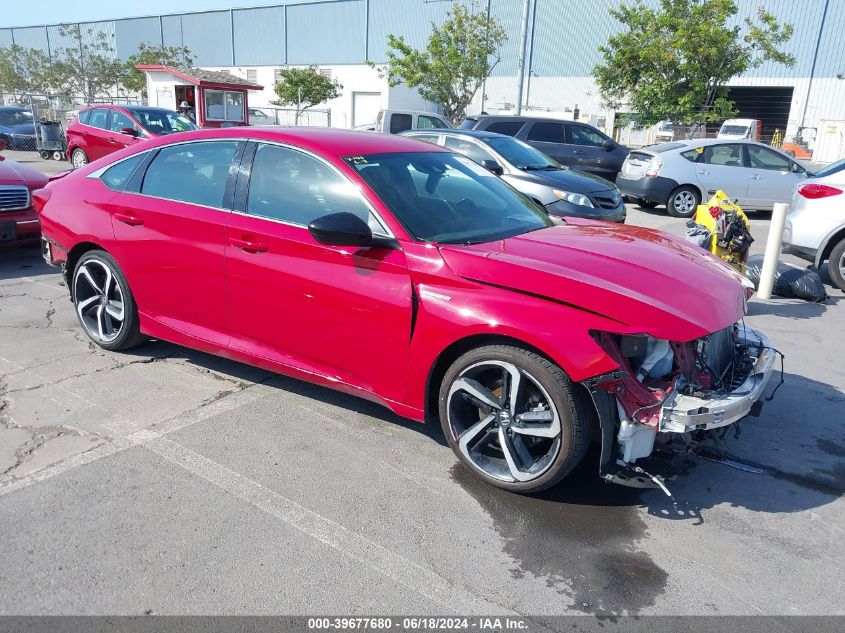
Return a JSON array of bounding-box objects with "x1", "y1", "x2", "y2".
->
[
  {"x1": 377, "y1": 1, "x2": 506, "y2": 123},
  {"x1": 122, "y1": 43, "x2": 193, "y2": 97},
  {"x1": 594, "y1": 0, "x2": 795, "y2": 127},
  {"x1": 0, "y1": 44, "x2": 51, "y2": 94},
  {"x1": 273, "y1": 65, "x2": 342, "y2": 122},
  {"x1": 46, "y1": 24, "x2": 124, "y2": 101}
]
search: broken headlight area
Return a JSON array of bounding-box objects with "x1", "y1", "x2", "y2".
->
[{"x1": 585, "y1": 324, "x2": 778, "y2": 489}]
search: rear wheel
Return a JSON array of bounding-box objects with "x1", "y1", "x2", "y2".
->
[
  {"x1": 40, "y1": 150, "x2": 50, "y2": 160},
  {"x1": 72, "y1": 250, "x2": 146, "y2": 351},
  {"x1": 667, "y1": 185, "x2": 700, "y2": 218},
  {"x1": 438, "y1": 345, "x2": 591, "y2": 494},
  {"x1": 71, "y1": 148, "x2": 88, "y2": 169},
  {"x1": 829, "y1": 238, "x2": 845, "y2": 292},
  {"x1": 52, "y1": 151, "x2": 64, "y2": 161}
]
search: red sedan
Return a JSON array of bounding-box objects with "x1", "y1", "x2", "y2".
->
[
  {"x1": 36, "y1": 128, "x2": 776, "y2": 493},
  {"x1": 0, "y1": 139, "x2": 48, "y2": 244}
]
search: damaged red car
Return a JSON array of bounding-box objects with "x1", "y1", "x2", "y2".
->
[{"x1": 36, "y1": 128, "x2": 776, "y2": 493}]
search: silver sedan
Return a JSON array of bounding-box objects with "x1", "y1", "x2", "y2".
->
[{"x1": 616, "y1": 139, "x2": 810, "y2": 217}]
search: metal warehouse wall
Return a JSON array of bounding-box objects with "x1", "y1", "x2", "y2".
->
[{"x1": 1, "y1": 0, "x2": 842, "y2": 80}]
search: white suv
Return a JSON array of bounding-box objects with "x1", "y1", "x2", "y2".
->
[{"x1": 782, "y1": 158, "x2": 845, "y2": 291}]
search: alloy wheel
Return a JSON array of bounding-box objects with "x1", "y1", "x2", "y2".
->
[
  {"x1": 73, "y1": 259, "x2": 125, "y2": 344},
  {"x1": 71, "y1": 149, "x2": 88, "y2": 169},
  {"x1": 673, "y1": 190, "x2": 696, "y2": 215},
  {"x1": 446, "y1": 360, "x2": 562, "y2": 483}
]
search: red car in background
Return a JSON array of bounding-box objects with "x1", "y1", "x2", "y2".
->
[
  {"x1": 0, "y1": 139, "x2": 48, "y2": 244},
  {"x1": 37, "y1": 128, "x2": 776, "y2": 494},
  {"x1": 66, "y1": 104, "x2": 197, "y2": 169}
]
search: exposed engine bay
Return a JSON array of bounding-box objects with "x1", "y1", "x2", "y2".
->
[{"x1": 585, "y1": 323, "x2": 779, "y2": 492}]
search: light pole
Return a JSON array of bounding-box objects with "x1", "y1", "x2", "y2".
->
[{"x1": 514, "y1": 0, "x2": 530, "y2": 115}]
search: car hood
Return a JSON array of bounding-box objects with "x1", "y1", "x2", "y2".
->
[
  {"x1": 0, "y1": 157, "x2": 49, "y2": 187},
  {"x1": 0, "y1": 123, "x2": 36, "y2": 135},
  {"x1": 510, "y1": 167, "x2": 615, "y2": 194},
  {"x1": 439, "y1": 222, "x2": 747, "y2": 341}
]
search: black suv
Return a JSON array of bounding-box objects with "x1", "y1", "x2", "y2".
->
[{"x1": 460, "y1": 115, "x2": 629, "y2": 181}]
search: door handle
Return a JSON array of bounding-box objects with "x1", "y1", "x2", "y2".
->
[
  {"x1": 114, "y1": 212, "x2": 144, "y2": 226},
  {"x1": 751, "y1": 174, "x2": 762, "y2": 180},
  {"x1": 229, "y1": 237, "x2": 268, "y2": 253},
  {"x1": 572, "y1": 150, "x2": 584, "y2": 155},
  {"x1": 107, "y1": 137, "x2": 117, "y2": 144},
  {"x1": 698, "y1": 170, "x2": 710, "y2": 176}
]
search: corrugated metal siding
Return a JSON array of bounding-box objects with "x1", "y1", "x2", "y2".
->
[
  {"x1": 367, "y1": 0, "x2": 473, "y2": 63},
  {"x1": 161, "y1": 15, "x2": 184, "y2": 49},
  {"x1": 181, "y1": 11, "x2": 234, "y2": 67},
  {"x1": 115, "y1": 17, "x2": 164, "y2": 61},
  {"x1": 813, "y1": 0, "x2": 845, "y2": 77},
  {"x1": 490, "y1": 0, "x2": 529, "y2": 76},
  {"x1": 287, "y1": 0, "x2": 366, "y2": 65},
  {"x1": 233, "y1": 6, "x2": 285, "y2": 66},
  {"x1": 0, "y1": 29, "x2": 14, "y2": 48},
  {"x1": 11, "y1": 27, "x2": 49, "y2": 54}
]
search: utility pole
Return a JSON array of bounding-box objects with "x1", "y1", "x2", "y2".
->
[{"x1": 514, "y1": 0, "x2": 530, "y2": 115}]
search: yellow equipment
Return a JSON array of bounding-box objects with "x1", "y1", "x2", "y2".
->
[{"x1": 691, "y1": 191, "x2": 752, "y2": 274}]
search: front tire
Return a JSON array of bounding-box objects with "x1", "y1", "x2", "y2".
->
[
  {"x1": 438, "y1": 345, "x2": 591, "y2": 494},
  {"x1": 71, "y1": 148, "x2": 88, "y2": 169},
  {"x1": 667, "y1": 185, "x2": 700, "y2": 218},
  {"x1": 829, "y1": 238, "x2": 845, "y2": 292},
  {"x1": 72, "y1": 250, "x2": 146, "y2": 351}
]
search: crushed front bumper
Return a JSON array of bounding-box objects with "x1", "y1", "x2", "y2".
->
[{"x1": 658, "y1": 327, "x2": 776, "y2": 434}]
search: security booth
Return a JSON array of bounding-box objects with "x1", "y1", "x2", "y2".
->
[{"x1": 136, "y1": 65, "x2": 263, "y2": 128}]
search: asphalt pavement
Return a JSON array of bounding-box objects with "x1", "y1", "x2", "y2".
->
[{"x1": 0, "y1": 153, "x2": 843, "y2": 618}]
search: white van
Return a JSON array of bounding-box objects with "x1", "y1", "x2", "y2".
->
[
  {"x1": 718, "y1": 118, "x2": 763, "y2": 141},
  {"x1": 375, "y1": 109, "x2": 452, "y2": 134}
]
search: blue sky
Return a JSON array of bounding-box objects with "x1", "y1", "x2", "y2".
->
[{"x1": 3, "y1": 0, "x2": 289, "y2": 28}]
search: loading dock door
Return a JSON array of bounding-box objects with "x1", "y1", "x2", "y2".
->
[{"x1": 352, "y1": 92, "x2": 381, "y2": 128}]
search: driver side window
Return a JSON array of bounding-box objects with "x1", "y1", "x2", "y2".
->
[{"x1": 569, "y1": 125, "x2": 606, "y2": 147}]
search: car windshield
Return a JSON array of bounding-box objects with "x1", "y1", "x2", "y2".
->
[
  {"x1": 720, "y1": 125, "x2": 749, "y2": 136},
  {"x1": 345, "y1": 151, "x2": 554, "y2": 244},
  {"x1": 0, "y1": 110, "x2": 34, "y2": 126},
  {"x1": 814, "y1": 157, "x2": 845, "y2": 178},
  {"x1": 484, "y1": 136, "x2": 559, "y2": 170},
  {"x1": 130, "y1": 109, "x2": 198, "y2": 134}
]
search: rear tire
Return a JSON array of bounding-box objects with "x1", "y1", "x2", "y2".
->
[
  {"x1": 829, "y1": 238, "x2": 845, "y2": 292},
  {"x1": 667, "y1": 185, "x2": 700, "y2": 218},
  {"x1": 72, "y1": 250, "x2": 146, "y2": 351},
  {"x1": 438, "y1": 344, "x2": 591, "y2": 494},
  {"x1": 40, "y1": 150, "x2": 50, "y2": 160},
  {"x1": 52, "y1": 151, "x2": 64, "y2": 161},
  {"x1": 71, "y1": 148, "x2": 88, "y2": 169}
]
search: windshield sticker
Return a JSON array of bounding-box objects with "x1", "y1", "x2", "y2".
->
[{"x1": 344, "y1": 156, "x2": 368, "y2": 165}]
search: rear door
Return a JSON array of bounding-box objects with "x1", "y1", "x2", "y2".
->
[
  {"x1": 83, "y1": 108, "x2": 115, "y2": 160},
  {"x1": 744, "y1": 144, "x2": 805, "y2": 209},
  {"x1": 693, "y1": 143, "x2": 749, "y2": 203},
  {"x1": 524, "y1": 121, "x2": 572, "y2": 166},
  {"x1": 109, "y1": 139, "x2": 242, "y2": 345}
]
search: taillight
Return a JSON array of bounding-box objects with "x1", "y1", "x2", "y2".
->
[
  {"x1": 798, "y1": 183, "x2": 842, "y2": 199},
  {"x1": 31, "y1": 188, "x2": 52, "y2": 215},
  {"x1": 645, "y1": 156, "x2": 663, "y2": 178}
]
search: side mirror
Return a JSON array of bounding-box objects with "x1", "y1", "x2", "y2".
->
[
  {"x1": 601, "y1": 140, "x2": 615, "y2": 151},
  {"x1": 120, "y1": 127, "x2": 138, "y2": 137},
  {"x1": 480, "y1": 159, "x2": 504, "y2": 176},
  {"x1": 308, "y1": 212, "x2": 397, "y2": 249}
]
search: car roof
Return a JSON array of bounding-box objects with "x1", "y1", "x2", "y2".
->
[
  {"x1": 0, "y1": 106, "x2": 26, "y2": 112},
  {"x1": 471, "y1": 114, "x2": 593, "y2": 125},
  {"x1": 405, "y1": 128, "x2": 507, "y2": 140},
  {"x1": 124, "y1": 126, "x2": 450, "y2": 157},
  {"x1": 639, "y1": 138, "x2": 776, "y2": 152}
]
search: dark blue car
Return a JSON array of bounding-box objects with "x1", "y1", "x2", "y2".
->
[{"x1": 0, "y1": 107, "x2": 37, "y2": 150}]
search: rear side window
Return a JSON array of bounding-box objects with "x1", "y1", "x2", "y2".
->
[
  {"x1": 78, "y1": 110, "x2": 91, "y2": 125},
  {"x1": 141, "y1": 141, "x2": 239, "y2": 208},
  {"x1": 408, "y1": 134, "x2": 440, "y2": 144},
  {"x1": 87, "y1": 108, "x2": 109, "y2": 130},
  {"x1": 100, "y1": 153, "x2": 146, "y2": 191},
  {"x1": 486, "y1": 121, "x2": 525, "y2": 136},
  {"x1": 680, "y1": 148, "x2": 701, "y2": 162},
  {"x1": 389, "y1": 113, "x2": 413, "y2": 134},
  {"x1": 418, "y1": 115, "x2": 446, "y2": 129},
  {"x1": 527, "y1": 122, "x2": 566, "y2": 143}
]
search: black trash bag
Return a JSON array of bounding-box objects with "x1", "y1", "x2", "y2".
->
[{"x1": 745, "y1": 254, "x2": 828, "y2": 303}]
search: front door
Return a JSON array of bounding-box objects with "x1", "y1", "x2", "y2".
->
[
  {"x1": 743, "y1": 144, "x2": 805, "y2": 209},
  {"x1": 109, "y1": 139, "x2": 242, "y2": 345},
  {"x1": 107, "y1": 109, "x2": 144, "y2": 153},
  {"x1": 225, "y1": 141, "x2": 413, "y2": 402},
  {"x1": 568, "y1": 124, "x2": 614, "y2": 179},
  {"x1": 524, "y1": 120, "x2": 573, "y2": 167}
]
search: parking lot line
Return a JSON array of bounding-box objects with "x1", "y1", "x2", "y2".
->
[
  {"x1": 142, "y1": 434, "x2": 517, "y2": 616},
  {"x1": 0, "y1": 384, "x2": 267, "y2": 498}
]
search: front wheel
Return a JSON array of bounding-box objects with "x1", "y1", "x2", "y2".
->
[
  {"x1": 828, "y1": 238, "x2": 845, "y2": 292},
  {"x1": 72, "y1": 250, "x2": 146, "y2": 351},
  {"x1": 438, "y1": 345, "x2": 591, "y2": 494},
  {"x1": 667, "y1": 185, "x2": 701, "y2": 218}
]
